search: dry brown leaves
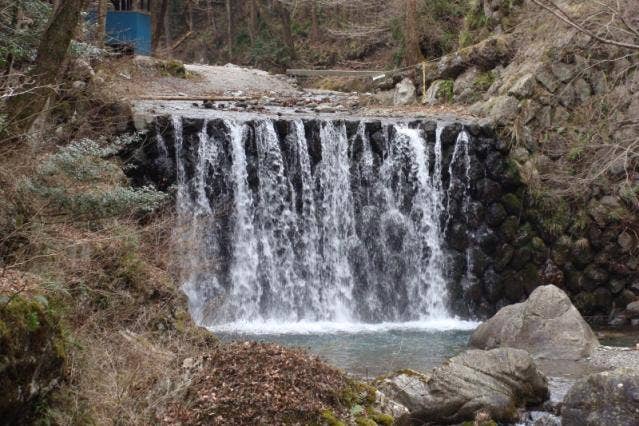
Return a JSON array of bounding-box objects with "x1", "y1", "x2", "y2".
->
[
  {"x1": 162, "y1": 341, "x2": 349, "y2": 425},
  {"x1": 0, "y1": 269, "x2": 42, "y2": 297}
]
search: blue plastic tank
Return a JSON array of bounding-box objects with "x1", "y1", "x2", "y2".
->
[{"x1": 105, "y1": 11, "x2": 151, "y2": 55}]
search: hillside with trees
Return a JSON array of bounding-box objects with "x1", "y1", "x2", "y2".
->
[{"x1": 1, "y1": 0, "x2": 638, "y2": 425}]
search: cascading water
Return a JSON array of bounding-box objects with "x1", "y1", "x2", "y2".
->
[{"x1": 167, "y1": 115, "x2": 478, "y2": 332}]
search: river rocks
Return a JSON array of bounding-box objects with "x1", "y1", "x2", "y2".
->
[
  {"x1": 509, "y1": 73, "x2": 536, "y2": 99},
  {"x1": 453, "y1": 66, "x2": 480, "y2": 102},
  {"x1": 625, "y1": 300, "x2": 639, "y2": 319},
  {"x1": 379, "y1": 348, "x2": 548, "y2": 425},
  {"x1": 562, "y1": 368, "x2": 639, "y2": 426},
  {"x1": 550, "y1": 62, "x2": 575, "y2": 83},
  {"x1": 470, "y1": 285, "x2": 599, "y2": 360},
  {"x1": 423, "y1": 80, "x2": 451, "y2": 105},
  {"x1": 393, "y1": 78, "x2": 417, "y2": 105},
  {"x1": 618, "y1": 231, "x2": 635, "y2": 253},
  {"x1": 419, "y1": 35, "x2": 513, "y2": 85},
  {"x1": 374, "y1": 369, "x2": 430, "y2": 413},
  {"x1": 536, "y1": 67, "x2": 559, "y2": 93}
]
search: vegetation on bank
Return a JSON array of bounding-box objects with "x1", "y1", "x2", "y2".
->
[
  {"x1": 0, "y1": 2, "x2": 395, "y2": 424},
  {"x1": 1, "y1": 0, "x2": 637, "y2": 423}
]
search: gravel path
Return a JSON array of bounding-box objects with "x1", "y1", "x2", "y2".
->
[{"x1": 590, "y1": 345, "x2": 639, "y2": 370}]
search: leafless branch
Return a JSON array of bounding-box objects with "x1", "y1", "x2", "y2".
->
[{"x1": 531, "y1": 0, "x2": 639, "y2": 50}]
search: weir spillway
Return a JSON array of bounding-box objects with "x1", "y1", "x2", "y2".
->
[{"x1": 129, "y1": 111, "x2": 524, "y2": 329}]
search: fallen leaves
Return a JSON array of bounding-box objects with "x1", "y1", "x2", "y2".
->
[{"x1": 161, "y1": 341, "x2": 350, "y2": 425}]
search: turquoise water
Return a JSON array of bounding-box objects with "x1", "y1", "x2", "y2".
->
[{"x1": 217, "y1": 325, "x2": 475, "y2": 378}]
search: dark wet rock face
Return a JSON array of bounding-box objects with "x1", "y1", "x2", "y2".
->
[{"x1": 127, "y1": 114, "x2": 539, "y2": 321}]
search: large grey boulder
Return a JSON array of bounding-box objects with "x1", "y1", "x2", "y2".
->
[
  {"x1": 393, "y1": 78, "x2": 417, "y2": 105},
  {"x1": 470, "y1": 285, "x2": 599, "y2": 360},
  {"x1": 562, "y1": 368, "x2": 639, "y2": 426},
  {"x1": 376, "y1": 348, "x2": 549, "y2": 425}
]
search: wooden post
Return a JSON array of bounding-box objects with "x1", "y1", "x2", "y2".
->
[{"x1": 96, "y1": 0, "x2": 108, "y2": 48}]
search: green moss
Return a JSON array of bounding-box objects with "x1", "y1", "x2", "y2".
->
[
  {"x1": 501, "y1": 193, "x2": 522, "y2": 215},
  {"x1": 355, "y1": 417, "x2": 377, "y2": 426},
  {"x1": 570, "y1": 210, "x2": 590, "y2": 235},
  {"x1": 340, "y1": 380, "x2": 377, "y2": 407},
  {"x1": 157, "y1": 59, "x2": 187, "y2": 78},
  {"x1": 437, "y1": 80, "x2": 454, "y2": 103},
  {"x1": 500, "y1": 216, "x2": 520, "y2": 242},
  {"x1": 320, "y1": 409, "x2": 346, "y2": 426},
  {"x1": 531, "y1": 236, "x2": 546, "y2": 252},
  {"x1": 474, "y1": 71, "x2": 496, "y2": 92},
  {"x1": 370, "y1": 411, "x2": 394, "y2": 426}
]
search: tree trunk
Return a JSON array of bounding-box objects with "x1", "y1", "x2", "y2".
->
[
  {"x1": 275, "y1": 1, "x2": 295, "y2": 58},
  {"x1": 249, "y1": 0, "x2": 258, "y2": 44},
  {"x1": 207, "y1": 0, "x2": 217, "y2": 33},
  {"x1": 186, "y1": 0, "x2": 194, "y2": 31},
  {"x1": 163, "y1": 3, "x2": 172, "y2": 48},
  {"x1": 3, "y1": 2, "x2": 21, "y2": 82},
  {"x1": 225, "y1": 0, "x2": 233, "y2": 59},
  {"x1": 4, "y1": 0, "x2": 84, "y2": 139},
  {"x1": 96, "y1": 0, "x2": 108, "y2": 48},
  {"x1": 152, "y1": 0, "x2": 168, "y2": 52},
  {"x1": 404, "y1": 0, "x2": 422, "y2": 65},
  {"x1": 310, "y1": 0, "x2": 320, "y2": 44}
]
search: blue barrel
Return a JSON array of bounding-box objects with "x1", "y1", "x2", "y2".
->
[{"x1": 106, "y1": 11, "x2": 151, "y2": 55}]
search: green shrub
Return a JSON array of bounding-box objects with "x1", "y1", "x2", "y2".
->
[
  {"x1": 0, "y1": 0, "x2": 51, "y2": 68},
  {"x1": 437, "y1": 80, "x2": 454, "y2": 103},
  {"x1": 0, "y1": 294, "x2": 67, "y2": 423},
  {"x1": 20, "y1": 135, "x2": 167, "y2": 219}
]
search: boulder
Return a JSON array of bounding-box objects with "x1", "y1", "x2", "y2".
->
[
  {"x1": 374, "y1": 369, "x2": 430, "y2": 413},
  {"x1": 508, "y1": 73, "x2": 536, "y2": 99},
  {"x1": 420, "y1": 35, "x2": 513, "y2": 84},
  {"x1": 453, "y1": 66, "x2": 480, "y2": 102},
  {"x1": 393, "y1": 78, "x2": 417, "y2": 105},
  {"x1": 377, "y1": 348, "x2": 548, "y2": 425},
  {"x1": 422, "y1": 79, "x2": 451, "y2": 105},
  {"x1": 625, "y1": 300, "x2": 639, "y2": 319},
  {"x1": 469, "y1": 285, "x2": 599, "y2": 360},
  {"x1": 562, "y1": 368, "x2": 639, "y2": 426}
]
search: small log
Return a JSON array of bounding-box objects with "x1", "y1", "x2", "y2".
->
[
  {"x1": 286, "y1": 69, "x2": 387, "y2": 78},
  {"x1": 134, "y1": 95, "x2": 256, "y2": 101}
]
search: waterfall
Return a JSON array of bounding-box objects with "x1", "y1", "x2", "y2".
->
[{"x1": 169, "y1": 116, "x2": 477, "y2": 331}]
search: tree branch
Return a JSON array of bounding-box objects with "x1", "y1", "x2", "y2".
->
[{"x1": 531, "y1": 0, "x2": 639, "y2": 50}]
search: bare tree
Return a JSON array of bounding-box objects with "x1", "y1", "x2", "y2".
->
[
  {"x1": 531, "y1": 0, "x2": 639, "y2": 50},
  {"x1": 152, "y1": 0, "x2": 169, "y2": 53},
  {"x1": 4, "y1": 0, "x2": 85, "y2": 139},
  {"x1": 249, "y1": 0, "x2": 258, "y2": 44},
  {"x1": 274, "y1": 0, "x2": 295, "y2": 58},
  {"x1": 226, "y1": 0, "x2": 233, "y2": 58},
  {"x1": 404, "y1": 0, "x2": 422, "y2": 65}
]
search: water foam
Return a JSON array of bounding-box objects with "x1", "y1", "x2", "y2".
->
[{"x1": 209, "y1": 318, "x2": 480, "y2": 335}]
